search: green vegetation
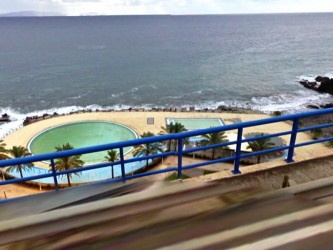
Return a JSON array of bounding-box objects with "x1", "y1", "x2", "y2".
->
[
  {"x1": 298, "y1": 118, "x2": 303, "y2": 128},
  {"x1": 327, "y1": 140, "x2": 333, "y2": 148},
  {"x1": 164, "y1": 172, "x2": 190, "y2": 181},
  {"x1": 247, "y1": 133, "x2": 275, "y2": 164},
  {"x1": 160, "y1": 122, "x2": 187, "y2": 151},
  {"x1": 104, "y1": 149, "x2": 120, "y2": 179},
  {"x1": 52, "y1": 143, "x2": 84, "y2": 187},
  {"x1": 6, "y1": 146, "x2": 33, "y2": 178},
  {"x1": 133, "y1": 132, "x2": 163, "y2": 168},
  {"x1": 311, "y1": 128, "x2": 323, "y2": 140},
  {"x1": 0, "y1": 140, "x2": 8, "y2": 160},
  {"x1": 200, "y1": 131, "x2": 228, "y2": 159},
  {"x1": 272, "y1": 111, "x2": 282, "y2": 116},
  {"x1": 203, "y1": 170, "x2": 217, "y2": 175}
]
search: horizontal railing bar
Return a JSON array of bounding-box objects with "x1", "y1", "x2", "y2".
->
[
  {"x1": 295, "y1": 137, "x2": 333, "y2": 148},
  {"x1": 125, "y1": 167, "x2": 178, "y2": 180},
  {"x1": 240, "y1": 146, "x2": 289, "y2": 159},
  {"x1": 241, "y1": 131, "x2": 292, "y2": 143},
  {"x1": 298, "y1": 123, "x2": 333, "y2": 133},
  {"x1": 184, "y1": 131, "x2": 292, "y2": 155},
  {"x1": 182, "y1": 155, "x2": 237, "y2": 170},
  {"x1": 0, "y1": 172, "x2": 54, "y2": 185},
  {"x1": 183, "y1": 141, "x2": 236, "y2": 154}
]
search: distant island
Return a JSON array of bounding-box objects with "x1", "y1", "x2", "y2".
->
[{"x1": 0, "y1": 11, "x2": 63, "y2": 17}]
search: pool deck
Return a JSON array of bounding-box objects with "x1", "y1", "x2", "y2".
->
[
  {"x1": 1, "y1": 111, "x2": 332, "y2": 199},
  {"x1": 2, "y1": 111, "x2": 282, "y2": 149}
]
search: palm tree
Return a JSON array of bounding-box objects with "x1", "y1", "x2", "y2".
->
[
  {"x1": 200, "y1": 131, "x2": 229, "y2": 159},
  {"x1": 52, "y1": 143, "x2": 84, "y2": 187},
  {"x1": 327, "y1": 140, "x2": 333, "y2": 148},
  {"x1": 247, "y1": 133, "x2": 275, "y2": 164},
  {"x1": 104, "y1": 149, "x2": 119, "y2": 179},
  {"x1": 133, "y1": 132, "x2": 163, "y2": 168},
  {"x1": 160, "y1": 122, "x2": 187, "y2": 151},
  {"x1": 0, "y1": 140, "x2": 9, "y2": 160},
  {"x1": 311, "y1": 128, "x2": 323, "y2": 140},
  {"x1": 6, "y1": 146, "x2": 33, "y2": 178}
]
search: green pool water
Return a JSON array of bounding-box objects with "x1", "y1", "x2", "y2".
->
[
  {"x1": 28, "y1": 121, "x2": 138, "y2": 164},
  {"x1": 166, "y1": 118, "x2": 224, "y2": 130}
]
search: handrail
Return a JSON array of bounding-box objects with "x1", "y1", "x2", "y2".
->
[{"x1": 1, "y1": 107, "x2": 333, "y2": 193}]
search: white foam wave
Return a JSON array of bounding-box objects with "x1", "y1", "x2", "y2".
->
[
  {"x1": 0, "y1": 105, "x2": 122, "y2": 139},
  {"x1": 70, "y1": 95, "x2": 82, "y2": 100},
  {"x1": 130, "y1": 87, "x2": 138, "y2": 93},
  {"x1": 298, "y1": 72, "x2": 333, "y2": 82},
  {"x1": 298, "y1": 74, "x2": 317, "y2": 82},
  {"x1": 325, "y1": 72, "x2": 333, "y2": 78},
  {"x1": 1, "y1": 83, "x2": 333, "y2": 139},
  {"x1": 250, "y1": 90, "x2": 332, "y2": 113},
  {"x1": 161, "y1": 95, "x2": 184, "y2": 100}
]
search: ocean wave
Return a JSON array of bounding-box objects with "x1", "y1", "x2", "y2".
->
[
  {"x1": 298, "y1": 74, "x2": 317, "y2": 82},
  {"x1": 70, "y1": 95, "x2": 82, "y2": 100},
  {"x1": 1, "y1": 87, "x2": 332, "y2": 139},
  {"x1": 161, "y1": 95, "x2": 184, "y2": 100},
  {"x1": 250, "y1": 90, "x2": 332, "y2": 113}
]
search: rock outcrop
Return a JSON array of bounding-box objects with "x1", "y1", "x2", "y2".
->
[
  {"x1": 299, "y1": 76, "x2": 333, "y2": 110},
  {"x1": 299, "y1": 76, "x2": 333, "y2": 95}
]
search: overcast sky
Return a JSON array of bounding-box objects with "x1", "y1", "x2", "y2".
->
[{"x1": 1, "y1": 0, "x2": 333, "y2": 16}]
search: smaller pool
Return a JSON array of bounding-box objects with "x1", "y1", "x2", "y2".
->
[{"x1": 166, "y1": 118, "x2": 224, "y2": 130}]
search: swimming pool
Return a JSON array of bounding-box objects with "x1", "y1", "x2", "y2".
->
[
  {"x1": 28, "y1": 121, "x2": 138, "y2": 164},
  {"x1": 166, "y1": 118, "x2": 224, "y2": 130}
]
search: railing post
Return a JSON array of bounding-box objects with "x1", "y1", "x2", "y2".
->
[
  {"x1": 119, "y1": 147, "x2": 126, "y2": 183},
  {"x1": 232, "y1": 127, "x2": 243, "y2": 174},
  {"x1": 50, "y1": 159, "x2": 59, "y2": 191},
  {"x1": 286, "y1": 118, "x2": 299, "y2": 163},
  {"x1": 177, "y1": 138, "x2": 183, "y2": 180}
]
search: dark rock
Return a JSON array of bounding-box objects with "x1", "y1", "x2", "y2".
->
[
  {"x1": 0, "y1": 113, "x2": 10, "y2": 122},
  {"x1": 299, "y1": 76, "x2": 333, "y2": 95},
  {"x1": 299, "y1": 80, "x2": 317, "y2": 90},
  {"x1": 306, "y1": 104, "x2": 320, "y2": 109},
  {"x1": 217, "y1": 105, "x2": 234, "y2": 111},
  {"x1": 315, "y1": 76, "x2": 330, "y2": 82},
  {"x1": 320, "y1": 103, "x2": 333, "y2": 109},
  {"x1": 317, "y1": 78, "x2": 333, "y2": 94}
]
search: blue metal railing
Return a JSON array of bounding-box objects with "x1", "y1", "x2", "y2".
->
[{"x1": 1, "y1": 108, "x2": 333, "y2": 194}]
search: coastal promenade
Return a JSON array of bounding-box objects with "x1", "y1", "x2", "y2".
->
[{"x1": 1, "y1": 110, "x2": 332, "y2": 199}]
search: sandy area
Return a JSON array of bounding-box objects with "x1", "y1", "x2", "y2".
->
[
  {"x1": 4, "y1": 110, "x2": 330, "y2": 161},
  {"x1": 1, "y1": 110, "x2": 332, "y2": 199},
  {"x1": 2, "y1": 111, "x2": 276, "y2": 149}
]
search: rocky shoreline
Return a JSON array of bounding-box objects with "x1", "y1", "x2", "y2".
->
[
  {"x1": 299, "y1": 75, "x2": 333, "y2": 109},
  {"x1": 22, "y1": 106, "x2": 262, "y2": 126}
]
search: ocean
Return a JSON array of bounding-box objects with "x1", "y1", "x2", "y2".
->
[{"x1": 0, "y1": 13, "x2": 333, "y2": 136}]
